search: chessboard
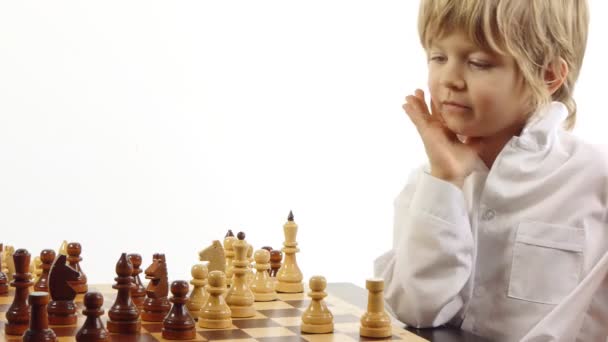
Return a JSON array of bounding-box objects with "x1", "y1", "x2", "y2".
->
[{"x1": 0, "y1": 284, "x2": 429, "y2": 342}]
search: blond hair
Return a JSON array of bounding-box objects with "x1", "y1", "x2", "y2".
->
[{"x1": 418, "y1": 0, "x2": 589, "y2": 130}]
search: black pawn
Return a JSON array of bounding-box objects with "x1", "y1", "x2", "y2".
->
[
  {"x1": 23, "y1": 291, "x2": 57, "y2": 342},
  {"x1": 162, "y1": 280, "x2": 196, "y2": 340},
  {"x1": 76, "y1": 292, "x2": 109, "y2": 341}
]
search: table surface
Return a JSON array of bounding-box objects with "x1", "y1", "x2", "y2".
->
[{"x1": 327, "y1": 283, "x2": 490, "y2": 342}]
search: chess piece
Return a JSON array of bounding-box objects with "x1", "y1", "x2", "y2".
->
[
  {"x1": 35, "y1": 249, "x2": 56, "y2": 292},
  {"x1": 23, "y1": 291, "x2": 57, "y2": 342},
  {"x1": 360, "y1": 278, "x2": 392, "y2": 338},
  {"x1": 276, "y1": 211, "x2": 304, "y2": 292},
  {"x1": 0, "y1": 248, "x2": 8, "y2": 295},
  {"x1": 187, "y1": 264, "x2": 209, "y2": 315},
  {"x1": 32, "y1": 255, "x2": 42, "y2": 283},
  {"x1": 162, "y1": 280, "x2": 197, "y2": 340},
  {"x1": 223, "y1": 235, "x2": 236, "y2": 287},
  {"x1": 251, "y1": 249, "x2": 277, "y2": 302},
  {"x1": 246, "y1": 243, "x2": 254, "y2": 284},
  {"x1": 301, "y1": 276, "x2": 333, "y2": 333},
  {"x1": 269, "y1": 250, "x2": 282, "y2": 277},
  {"x1": 5, "y1": 249, "x2": 32, "y2": 335},
  {"x1": 57, "y1": 240, "x2": 68, "y2": 256},
  {"x1": 4, "y1": 245, "x2": 16, "y2": 282},
  {"x1": 141, "y1": 253, "x2": 171, "y2": 322},
  {"x1": 225, "y1": 232, "x2": 256, "y2": 317},
  {"x1": 48, "y1": 254, "x2": 80, "y2": 325},
  {"x1": 67, "y1": 242, "x2": 88, "y2": 293},
  {"x1": 76, "y1": 292, "x2": 109, "y2": 341},
  {"x1": 198, "y1": 271, "x2": 232, "y2": 329},
  {"x1": 225, "y1": 229, "x2": 235, "y2": 237},
  {"x1": 107, "y1": 253, "x2": 141, "y2": 334},
  {"x1": 128, "y1": 253, "x2": 146, "y2": 309},
  {"x1": 198, "y1": 240, "x2": 226, "y2": 273},
  {"x1": 261, "y1": 246, "x2": 273, "y2": 275}
]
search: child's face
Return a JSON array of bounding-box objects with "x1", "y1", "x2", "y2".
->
[{"x1": 427, "y1": 30, "x2": 531, "y2": 139}]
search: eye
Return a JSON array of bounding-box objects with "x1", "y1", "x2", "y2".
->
[
  {"x1": 469, "y1": 60, "x2": 492, "y2": 69},
  {"x1": 428, "y1": 55, "x2": 447, "y2": 64}
]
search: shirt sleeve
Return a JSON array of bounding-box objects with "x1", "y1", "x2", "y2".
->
[{"x1": 374, "y1": 167, "x2": 474, "y2": 328}]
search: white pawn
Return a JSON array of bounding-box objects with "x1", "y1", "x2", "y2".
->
[
  {"x1": 301, "y1": 276, "x2": 333, "y2": 334},
  {"x1": 198, "y1": 271, "x2": 232, "y2": 329},
  {"x1": 250, "y1": 249, "x2": 277, "y2": 302},
  {"x1": 360, "y1": 278, "x2": 392, "y2": 338},
  {"x1": 187, "y1": 264, "x2": 209, "y2": 316}
]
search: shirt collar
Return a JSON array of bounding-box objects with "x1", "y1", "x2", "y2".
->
[{"x1": 512, "y1": 101, "x2": 568, "y2": 151}]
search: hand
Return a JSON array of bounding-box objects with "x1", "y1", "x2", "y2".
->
[{"x1": 403, "y1": 89, "x2": 479, "y2": 188}]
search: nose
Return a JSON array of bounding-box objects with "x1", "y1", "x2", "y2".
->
[{"x1": 439, "y1": 61, "x2": 466, "y2": 90}]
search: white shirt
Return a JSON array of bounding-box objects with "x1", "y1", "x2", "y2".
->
[{"x1": 374, "y1": 102, "x2": 608, "y2": 341}]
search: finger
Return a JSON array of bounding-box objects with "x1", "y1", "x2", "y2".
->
[
  {"x1": 414, "y1": 89, "x2": 431, "y2": 115},
  {"x1": 402, "y1": 97, "x2": 431, "y2": 129}
]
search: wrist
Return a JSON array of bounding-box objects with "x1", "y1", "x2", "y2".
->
[{"x1": 430, "y1": 169, "x2": 464, "y2": 188}]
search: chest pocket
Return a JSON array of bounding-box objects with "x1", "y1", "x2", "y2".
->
[{"x1": 507, "y1": 221, "x2": 585, "y2": 305}]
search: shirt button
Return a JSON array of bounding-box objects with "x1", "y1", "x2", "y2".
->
[{"x1": 482, "y1": 209, "x2": 496, "y2": 221}]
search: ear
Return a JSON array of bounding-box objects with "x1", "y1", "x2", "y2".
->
[{"x1": 544, "y1": 58, "x2": 569, "y2": 95}]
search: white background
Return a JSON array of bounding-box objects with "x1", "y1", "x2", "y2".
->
[{"x1": 1, "y1": 1, "x2": 606, "y2": 286}]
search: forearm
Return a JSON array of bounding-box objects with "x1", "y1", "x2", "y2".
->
[{"x1": 376, "y1": 172, "x2": 474, "y2": 327}]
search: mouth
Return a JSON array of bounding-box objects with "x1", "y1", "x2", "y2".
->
[{"x1": 442, "y1": 101, "x2": 471, "y2": 112}]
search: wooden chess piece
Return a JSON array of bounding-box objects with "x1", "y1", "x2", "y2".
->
[
  {"x1": 57, "y1": 240, "x2": 68, "y2": 256},
  {"x1": 276, "y1": 211, "x2": 303, "y2": 292},
  {"x1": 251, "y1": 249, "x2": 277, "y2": 302},
  {"x1": 360, "y1": 278, "x2": 392, "y2": 338},
  {"x1": 76, "y1": 292, "x2": 109, "y2": 341},
  {"x1": 32, "y1": 256, "x2": 43, "y2": 283},
  {"x1": 187, "y1": 264, "x2": 209, "y2": 316},
  {"x1": 198, "y1": 271, "x2": 232, "y2": 329},
  {"x1": 246, "y1": 243, "x2": 254, "y2": 284},
  {"x1": 141, "y1": 253, "x2": 171, "y2": 322},
  {"x1": 5, "y1": 249, "x2": 32, "y2": 335},
  {"x1": 107, "y1": 253, "x2": 141, "y2": 334},
  {"x1": 223, "y1": 235, "x2": 236, "y2": 287},
  {"x1": 67, "y1": 242, "x2": 88, "y2": 293},
  {"x1": 301, "y1": 275, "x2": 333, "y2": 333},
  {"x1": 162, "y1": 280, "x2": 197, "y2": 340},
  {"x1": 128, "y1": 253, "x2": 146, "y2": 309},
  {"x1": 198, "y1": 240, "x2": 226, "y2": 273},
  {"x1": 35, "y1": 249, "x2": 56, "y2": 292},
  {"x1": 225, "y1": 232, "x2": 255, "y2": 317},
  {"x1": 225, "y1": 229, "x2": 235, "y2": 237},
  {"x1": 0, "y1": 247, "x2": 8, "y2": 295},
  {"x1": 4, "y1": 245, "x2": 16, "y2": 283},
  {"x1": 269, "y1": 250, "x2": 282, "y2": 277},
  {"x1": 261, "y1": 246, "x2": 273, "y2": 275},
  {"x1": 48, "y1": 254, "x2": 80, "y2": 325},
  {"x1": 23, "y1": 291, "x2": 57, "y2": 342}
]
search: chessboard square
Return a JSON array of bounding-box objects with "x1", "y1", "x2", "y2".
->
[
  {"x1": 106, "y1": 333, "x2": 160, "y2": 342},
  {"x1": 332, "y1": 314, "x2": 361, "y2": 324},
  {"x1": 232, "y1": 318, "x2": 281, "y2": 329},
  {"x1": 151, "y1": 331, "x2": 207, "y2": 341},
  {"x1": 233, "y1": 311, "x2": 269, "y2": 320},
  {"x1": 242, "y1": 326, "x2": 297, "y2": 338},
  {"x1": 257, "y1": 308, "x2": 303, "y2": 318},
  {"x1": 51, "y1": 325, "x2": 79, "y2": 337},
  {"x1": 142, "y1": 322, "x2": 163, "y2": 333},
  {"x1": 302, "y1": 333, "x2": 359, "y2": 342},
  {"x1": 282, "y1": 300, "x2": 311, "y2": 309},
  {"x1": 271, "y1": 316, "x2": 302, "y2": 327},
  {"x1": 256, "y1": 336, "x2": 308, "y2": 342},
  {"x1": 329, "y1": 306, "x2": 362, "y2": 316},
  {"x1": 198, "y1": 328, "x2": 252, "y2": 340},
  {"x1": 277, "y1": 293, "x2": 306, "y2": 301},
  {"x1": 254, "y1": 300, "x2": 295, "y2": 310},
  {"x1": 333, "y1": 322, "x2": 360, "y2": 334}
]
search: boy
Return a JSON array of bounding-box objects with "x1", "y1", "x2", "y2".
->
[{"x1": 374, "y1": 0, "x2": 608, "y2": 340}]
